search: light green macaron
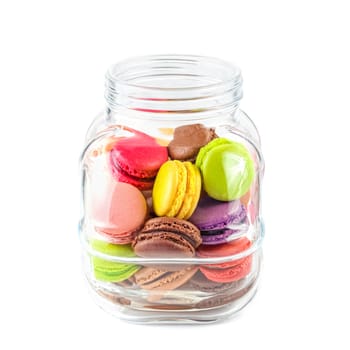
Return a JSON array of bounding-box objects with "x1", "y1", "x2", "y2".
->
[
  {"x1": 90, "y1": 239, "x2": 140, "y2": 283},
  {"x1": 195, "y1": 138, "x2": 255, "y2": 201}
]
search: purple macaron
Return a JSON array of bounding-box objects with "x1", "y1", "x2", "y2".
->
[{"x1": 189, "y1": 195, "x2": 247, "y2": 245}]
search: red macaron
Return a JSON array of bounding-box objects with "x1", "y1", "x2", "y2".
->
[
  {"x1": 109, "y1": 129, "x2": 168, "y2": 190},
  {"x1": 197, "y1": 237, "x2": 252, "y2": 283}
]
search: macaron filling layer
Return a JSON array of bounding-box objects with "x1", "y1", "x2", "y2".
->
[
  {"x1": 134, "y1": 266, "x2": 198, "y2": 291},
  {"x1": 110, "y1": 159, "x2": 156, "y2": 184},
  {"x1": 132, "y1": 217, "x2": 202, "y2": 258},
  {"x1": 109, "y1": 129, "x2": 169, "y2": 190},
  {"x1": 200, "y1": 228, "x2": 242, "y2": 245},
  {"x1": 195, "y1": 205, "x2": 247, "y2": 231},
  {"x1": 200, "y1": 256, "x2": 252, "y2": 283},
  {"x1": 189, "y1": 196, "x2": 247, "y2": 235},
  {"x1": 90, "y1": 240, "x2": 140, "y2": 282}
]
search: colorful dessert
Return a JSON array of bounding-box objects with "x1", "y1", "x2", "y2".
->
[
  {"x1": 92, "y1": 181, "x2": 147, "y2": 244},
  {"x1": 186, "y1": 270, "x2": 241, "y2": 293},
  {"x1": 196, "y1": 138, "x2": 255, "y2": 201},
  {"x1": 189, "y1": 195, "x2": 247, "y2": 244},
  {"x1": 134, "y1": 266, "x2": 198, "y2": 291},
  {"x1": 168, "y1": 124, "x2": 216, "y2": 161},
  {"x1": 197, "y1": 238, "x2": 252, "y2": 283},
  {"x1": 182, "y1": 270, "x2": 256, "y2": 308},
  {"x1": 87, "y1": 126, "x2": 258, "y2": 307},
  {"x1": 132, "y1": 217, "x2": 202, "y2": 257},
  {"x1": 152, "y1": 160, "x2": 201, "y2": 219},
  {"x1": 109, "y1": 129, "x2": 168, "y2": 190},
  {"x1": 90, "y1": 239, "x2": 140, "y2": 282}
]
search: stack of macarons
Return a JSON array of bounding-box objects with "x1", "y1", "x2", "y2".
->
[{"x1": 87, "y1": 124, "x2": 255, "y2": 295}]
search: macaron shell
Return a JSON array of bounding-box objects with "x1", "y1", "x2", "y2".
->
[
  {"x1": 165, "y1": 161, "x2": 187, "y2": 217},
  {"x1": 140, "y1": 217, "x2": 202, "y2": 248},
  {"x1": 132, "y1": 217, "x2": 202, "y2": 258},
  {"x1": 186, "y1": 270, "x2": 242, "y2": 292},
  {"x1": 196, "y1": 138, "x2": 255, "y2": 201},
  {"x1": 93, "y1": 258, "x2": 140, "y2": 282},
  {"x1": 111, "y1": 131, "x2": 168, "y2": 178},
  {"x1": 200, "y1": 256, "x2": 252, "y2": 283},
  {"x1": 109, "y1": 129, "x2": 168, "y2": 190},
  {"x1": 95, "y1": 227, "x2": 139, "y2": 245},
  {"x1": 152, "y1": 161, "x2": 187, "y2": 216},
  {"x1": 90, "y1": 240, "x2": 140, "y2": 282},
  {"x1": 189, "y1": 195, "x2": 246, "y2": 231},
  {"x1": 133, "y1": 231, "x2": 196, "y2": 257},
  {"x1": 134, "y1": 266, "x2": 198, "y2": 302},
  {"x1": 197, "y1": 237, "x2": 252, "y2": 259},
  {"x1": 202, "y1": 143, "x2": 255, "y2": 201},
  {"x1": 198, "y1": 237, "x2": 252, "y2": 269},
  {"x1": 91, "y1": 181, "x2": 147, "y2": 243},
  {"x1": 91, "y1": 239, "x2": 137, "y2": 257},
  {"x1": 134, "y1": 266, "x2": 198, "y2": 291},
  {"x1": 177, "y1": 162, "x2": 201, "y2": 219},
  {"x1": 168, "y1": 124, "x2": 217, "y2": 161},
  {"x1": 195, "y1": 138, "x2": 232, "y2": 169}
]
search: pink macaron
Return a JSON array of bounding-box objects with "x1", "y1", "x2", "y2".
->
[
  {"x1": 90, "y1": 178, "x2": 148, "y2": 244},
  {"x1": 197, "y1": 238, "x2": 252, "y2": 283}
]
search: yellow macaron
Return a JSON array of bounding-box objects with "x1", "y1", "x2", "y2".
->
[{"x1": 153, "y1": 160, "x2": 201, "y2": 219}]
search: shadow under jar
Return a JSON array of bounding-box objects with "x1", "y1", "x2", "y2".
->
[{"x1": 79, "y1": 55, "x2": 265, "y2": 324}]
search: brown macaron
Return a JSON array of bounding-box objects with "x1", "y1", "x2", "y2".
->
[
  {"x1": 132, "y1": 217, "x2": 202, "y2": 258},
  {"x1": 167, "y1": 124, "x2": 217, "y2": 162},
  {"x1": 134, "y1": 266, "x2": 198, "y2": 292}
]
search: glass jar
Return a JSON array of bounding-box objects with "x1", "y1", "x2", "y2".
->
[{"x1": 79, "y1": 55, "x2": 264, "y2": 324}]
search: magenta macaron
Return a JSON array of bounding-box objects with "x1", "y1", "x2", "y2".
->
[{"x1": 109, "y1": 129, "x2": 168, "y2": 190}]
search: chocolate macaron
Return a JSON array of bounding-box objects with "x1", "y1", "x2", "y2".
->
[
  {"x1": 132, "y1": 217, "x2": 202, "y2": 258},
  {"x1": 168, "y1": 124, "x2": 217, "y2": 162}
]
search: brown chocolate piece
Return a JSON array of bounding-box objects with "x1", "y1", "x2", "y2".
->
[{"x1": 168, "y1": 124, "x2": 217, "y2": 161}]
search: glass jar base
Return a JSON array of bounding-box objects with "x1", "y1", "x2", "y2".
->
[{"x1": 86, "y1": 276, "x2": 259, "y2": 324}]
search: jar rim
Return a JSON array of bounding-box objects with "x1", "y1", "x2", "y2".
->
[
  {"x1": 105, "y1": 54, "x2": 243, "y2": 114},
  {"x1": 106, "y1": 54, "x2": 242, "y2": 91}
]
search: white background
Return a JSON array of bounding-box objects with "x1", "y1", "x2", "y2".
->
[{"x1": 1, "y1": 0, "x2": 349, "y2": 349}]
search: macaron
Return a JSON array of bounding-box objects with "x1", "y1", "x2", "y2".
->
[
  {"x1": 168, "y1": 124, "x2": 217, "y2": 162},
  {"x1": 90, "y1": 239, "x2": 140, "y2": 283},
  {"x1": 192, "y1": 273, "x2": 257, "y2": 309},
  {"x1": 152, "y1": 160, "x2": 201, "y2": 219},
  {"x1": 196, "y1": 138, "x2": 255, "y2": 201},
  {"x1": 92, "y1": 181, "x2": 147, "y2": 244},
  {"x1": 185, "y1": 270, "x2": 241, "y2": 293},
  {"x1": 132, "y1": 217, "x2": 202, "y2": 258},
  {"x1": 189, "y1": 195, "x2": 247, "y2": 245},
  {"x1": 109, "y1": 129, "x2": 168, "y2": 190},
  {"x1": 134, "y1": 266, "x2": 198, "y2": 292},
  {"x1": 197, "y1": 238, "x2": 252, "y2": 283}
]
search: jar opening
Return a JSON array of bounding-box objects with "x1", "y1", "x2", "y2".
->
[{"x1": 105, "y1": 55, "x2": 243, "y2": 114}]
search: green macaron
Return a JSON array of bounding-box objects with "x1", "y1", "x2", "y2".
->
[
  {"x1": 90, "y1": 239, "x2": 140, "y2": 283},
  {"x1": 196, "y1": 138, "x2": 255, "y2": 201}
]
